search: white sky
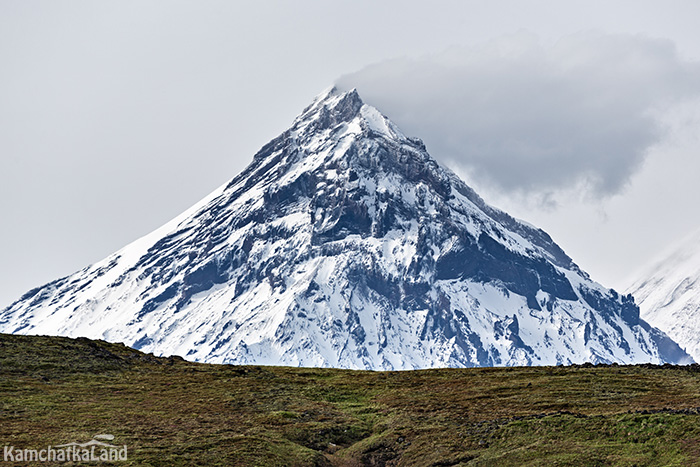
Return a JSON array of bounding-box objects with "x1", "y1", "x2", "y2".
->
[{"x1": 2, "y1": 0, "x2": 700, "y2": 308}]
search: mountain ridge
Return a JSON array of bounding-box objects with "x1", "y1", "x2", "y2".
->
[{"x1": 628, "y1": 228, "x2": 700, "y2": 362}]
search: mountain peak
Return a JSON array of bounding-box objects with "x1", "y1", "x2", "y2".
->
[
  {"x1": 294, "y1": 86, "x2": 363, "y2": 130},
  {"x1": 293, "y1": 86, "x2": 407, "y2": 143},
  {"x1": 1, "y1": 86, "x2": 691, "y2": 369},
  {"x1": 300, "y1": 86, "x2": 363, "y2": 115}
]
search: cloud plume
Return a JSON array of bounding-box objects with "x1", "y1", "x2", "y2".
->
[{"x1": 337, "y1": 32, "x2": 700, "y2": 199}]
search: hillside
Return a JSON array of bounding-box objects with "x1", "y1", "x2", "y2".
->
[{"x1": 2, "y1": 333, "x2": 700, "y2": 466}]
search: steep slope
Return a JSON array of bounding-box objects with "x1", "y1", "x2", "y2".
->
[
  {"x1": 628, "y1": 228, "x2": 700, "y2": 362},
  {"x1": 0, "y1": 87, "x2": 689, "y2": 369}
]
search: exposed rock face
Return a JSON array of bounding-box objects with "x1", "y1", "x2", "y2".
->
[{"x1": 1, "y1": 87, "x2": 690, "y2": 368}]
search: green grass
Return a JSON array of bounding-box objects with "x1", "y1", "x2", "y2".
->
[{"x1": 2, "y1": 334, "x2": 700, "y2": 465}]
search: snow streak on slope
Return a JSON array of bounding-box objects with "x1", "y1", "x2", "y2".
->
[
  {"x1": 0, "y1": 87, "x2": 690, "y2": 368},
  {"x1": 628, "y1": 228, "x2": 700, "y2": 362}
]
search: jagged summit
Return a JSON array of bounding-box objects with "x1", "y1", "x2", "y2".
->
[
  {"x1": 0, "y1": 87, "x2": 690, "y2": 369},
  {"x1": 296, "y1": 87, "x2": 406, "y2": 140}
]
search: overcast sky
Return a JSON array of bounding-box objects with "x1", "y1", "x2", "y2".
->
[{"x1": 2, "y1": 1, "x2": 700, "y2": 309}]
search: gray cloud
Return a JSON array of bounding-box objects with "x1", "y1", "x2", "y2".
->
[{"x1": 337, "y1": 32, "x2": 700, "y2": 199}]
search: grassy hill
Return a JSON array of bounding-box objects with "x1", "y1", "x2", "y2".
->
[{"x1": 2, "y1": 333, "x2": 700, "y2": 466}]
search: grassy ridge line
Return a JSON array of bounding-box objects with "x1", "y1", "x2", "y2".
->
[{"x1": 2, "y1": 333, "x2": 700, "y2": 466}]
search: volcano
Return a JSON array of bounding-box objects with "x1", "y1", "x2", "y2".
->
[{"x1": 0, "y1": 87, "x2": 689, "y2": 369}]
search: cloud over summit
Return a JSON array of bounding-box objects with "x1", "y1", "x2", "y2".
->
[{"x1": 337, "y1": 32, "x2": 700, "y2": 199}]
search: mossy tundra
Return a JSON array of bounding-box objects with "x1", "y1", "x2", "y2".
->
[{"x1": 2, "y1": 333, "x2": 700, "y2": 466}]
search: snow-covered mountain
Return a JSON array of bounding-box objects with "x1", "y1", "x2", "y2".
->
[
  {"x1": 0, "y1": 87, "x2": 690, "y2": 369},
  {"x1": 628, "y1": 228, "x2": 700, "y2": 362}
]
